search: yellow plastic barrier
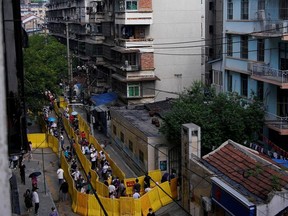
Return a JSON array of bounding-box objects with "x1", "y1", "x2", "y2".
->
[
  {"x1": 170, "y1": 177, "x2": 178, "y2": 199},
  {"x1": 147, "y1": 187, "x2": 162, "y2": 212},
  {"x1": 88, "y1": 194, "x2": 101, "y2": 216},
  {"x1": 157, "y1": 181, "x2": 173, "y2": 206},
  {"x1": 71, "y1": 187, "x2": 78, "y2": 213},
  {"x1": 148, "y1": 170, "x2": 162, "y2": 187},
  {"x1": 100, "y1": 196, "x2": 119, "y2": 216},
  {"x1": 140, "y1": 192, "x2": 152, "y2": 216},
  {"x1": 124, "y1": 178, "x2": 136, "y2": 196},
  {"x1": 76, "y1": 192, "x2": 88, "y2": 215},
  {"x1": 28, "y1": 133, "x2": 48, "y2": 148}
]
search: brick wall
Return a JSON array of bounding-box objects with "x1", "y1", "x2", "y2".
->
[
  {"x1": 139, "y1": 0, "x2": 152, "y2": 11},
  {"x1": 140, "y1": 53, "x2": 154, "y2": 70}
]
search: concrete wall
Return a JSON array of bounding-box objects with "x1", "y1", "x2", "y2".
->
[{"x1": 151, "y1": 0, "x2": 205, "y2": 101}]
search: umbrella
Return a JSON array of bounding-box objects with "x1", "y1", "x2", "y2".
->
[
  {"x1": 29, "y1": 171, "x2": 41, "y2": 178},
  {"x1": 71, "y1": 111, "x2": 78, "y2": 116},
  {"x1": 47, "y1": 117, "x2": 56, "y2": 122}
]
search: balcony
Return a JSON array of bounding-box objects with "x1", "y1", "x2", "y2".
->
[
  {"x1": 265, "y1": 112, "x2": 288, "y2": 135},
  {"x1": 116, "y1": 38, "x2": 153, "y2": 48},
  {"x1": 251, "y1": 20, "x2": 288, "y2": 38},
  {"x1": 115, "y1": 11, "x2": 153, "y2": 25},
  {"x1": 251, "y1": 64, "x2": 288, "y2": 89}
]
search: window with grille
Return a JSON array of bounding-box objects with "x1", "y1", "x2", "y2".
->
[
  {"x1": 257, "y1": 39, "x2": 265, "y2": 62},
  {"x1": 241, "y1": 74, "x2": 248, "y2": 97},
  {"x1": 258, "y1": 0, "x2": 265, "y2": 10},
  {"x1": 241, "y1": 35, "x2": 248, "y2": 59},
  {"x1": 227, "y1": 34, "x2": 233, "y2": 56},
  {"x1": 127, "y1": 83, "x2": 140, "y2": 97},
  {"x1": 227, "y1": 0, "x2": 233, "y2": 20},
  {"x1": 241, "y1": 0, "x2": 249, "y2": 20},
  {"x1": 280, "y1": 0, "x2": 288, "y2": 20},
  {"x1": 126, "y1": 1, "x2": 137, "y2": 10}
]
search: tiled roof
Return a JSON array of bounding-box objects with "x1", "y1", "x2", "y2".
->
[{"x1": 203, "y1": 140, "x2": 288, "y2": 202}]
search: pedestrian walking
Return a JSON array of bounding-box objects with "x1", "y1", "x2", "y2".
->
[
  {"x1": 28, "y1": 141, "x2": 33, "y2": 161},
  {"x1": 144, "y1": 173, "x2": 151, "y2": 189},
  {"x1": 49, "y1": 207, "x2": 59, "y2": 216},
  {"x1": 60, "y1": 132, "x2": 64, "y2": 150},
  {"x1": 19, "y1": 161, "x2": 26, "y2": 185},
  {"x1": 23, "y1": 189, "x2": 33, "y2": 212},
  {"x1": 57, "y1": 166, "x2": 64, "y2": 185},
  {"x1": 147, "y1": 208, "x2": 155, "y2": 216},
  {"x1": 59, "y1": 180, "x2": 69, "y2": 201},
  {"x1": 32, "y1": 187, "x2": 40, "y2": 215},
  {"x1": 133, "y1": 178, "x2": 141, "y2": 193}
]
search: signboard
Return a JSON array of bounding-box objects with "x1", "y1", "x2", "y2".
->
[{"x1": 160, "y1": 160, "x2": 167, "y2": 171}]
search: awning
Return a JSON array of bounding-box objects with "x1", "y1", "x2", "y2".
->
[{"x1": 90, "y1": 92, "x2": 117, "y2": 107}]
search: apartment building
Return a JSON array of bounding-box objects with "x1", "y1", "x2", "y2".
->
[
  {"x1": 46, "y1": 0, "x2": 219, "y2": 105},
  {"x1": 211, "y1": 0, "x2": 288, "y2": 148}
]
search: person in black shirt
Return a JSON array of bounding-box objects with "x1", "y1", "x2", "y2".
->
[
  {"x1": 59, "y1": 180, "x2": 69, "y2": 201},
  {"x1": 147, "y1": 208, "x2": 155, "y2": 216}
]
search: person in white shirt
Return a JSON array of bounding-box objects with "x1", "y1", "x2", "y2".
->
[
  {"x1": 56, "y1": 167, "x2": 64, "y2": 185},
  {"x1": 108, "y1": 184, "x2": 116, "y2": 198},
  {"x1": 32, "y1": 187, "x2": 40, "y2": 215},
  {"x1": 132, "y1": 191, "x2": 140, "y2": 199}
]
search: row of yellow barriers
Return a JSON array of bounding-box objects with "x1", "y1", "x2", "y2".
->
[{"x1": 27, "y1": 98, "x2": 177, "y2": 215}]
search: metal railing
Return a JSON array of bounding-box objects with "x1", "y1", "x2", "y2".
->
[
  {"x1": 265, "y1": 112, "x2": 288, "y2": 130},
  {"x1": 252, "y1": 64, "x2": 288, "y2": 84}
]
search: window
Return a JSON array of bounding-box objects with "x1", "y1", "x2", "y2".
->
[
  {"x1": 227, "y1": 70, "x2": 233, "y2": 92},
  {"x1": 240, "y1": 35, "x2": 248, "y2": 59},
  {"x1": 241, "y1": 0, "x2": 249, "y2": 20},
  {"x1": 280, "y1": 0, "x2": 288, "y2": 20},
  {"x1": 213, "y1": 70, "x2": 223, "y2": 86},
  {"x1": 126, "y1": 0, "x2": 137, "y2": 10},
  {"x1": 227, "y1": 0, "x2": 233, "y2": 20},
  {"x1": 113, "y1": 125, "x2": 117, "y2": 135},
  {"x1": 241, "y1": 74, "x2": 248, "y2": 97},
  {"x1": 129, "y1": 140, "x2": 133, "y2": 152},
  {"x1": 257, "y1": 81, "x2": 263, "y2": 101},
  {"x1": 127, "y1": 83, "x2": 140, "y2": 97},
  {"x1": 258, "y1": 0, "x2": 265, "y2": 10},
  {"x1": 139, "y1": 150, "x2": 144, "y2": 163},
  {"x1": 227, "y1": 34, "x2": 233, "y2": 56},
  {"x1": 120, "y1": 132, "x2": 124, "y2": 143},
  {"x1": 257, "y1": 39, "x2": 265, "y2": 62}
]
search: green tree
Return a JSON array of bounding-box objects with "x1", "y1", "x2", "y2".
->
[
  {"x1": 24, "y1": 34, "x2": 67, "y2": 112},
  {"x1": 160, "y1": 81, "x2": 265, "y2": 155}
]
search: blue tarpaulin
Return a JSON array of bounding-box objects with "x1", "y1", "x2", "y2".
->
[
  {"x1": 272, "y1": 159, "x2": 288, "y2": 168},
  {"x1": 90, "y1": 92, "x2": 117, "y2": 106}
]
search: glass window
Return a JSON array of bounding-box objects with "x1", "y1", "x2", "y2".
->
[
  {"x1": 257, "y1": 81, "x2": 263, "y2": 101},
  {"x1": 126, "y1": 1, "x2": 137, "y2": 10},
  {"x1": 258, "y1": 0, "x2": 265, "y2": 10},
  {"x1": 227, "y1": 70, "x2": 233, "y2": 92},
  {"x1": 241, "y1": 0, "x2": 249, "y2": 20},
  {"x1": 139, "y1": 150, "x2": 144, "y2": 163},
  {"x1": 241, "y1": 74, "x2": 248, "y2": 97},
  {"x1": 227, "y1": 34, "x2": 233, "y2": 56},
  {"x1": 129, "y1": 140, "x2": 133, "y2": 152},
  {"x1": 120, "y1": 132, "x2": 124, "y2": 143},
  {"x1": 241, "y1": 35, "x2": 248, "y2": 59},
  {"x1": 257, "y1": 39, "x2": 265, "y2": 62},
  {"x1": 127, "y1": 83, "x2": 140, "y2": 97},
  {"x1": 227, "y1": 0, "x2": 233, "y2": 20},
  {"x1": 280, "y1": 0, "x2": 288, "y2": 20},
  {"x1": 213, "y1": 70, "x2": 223, "y2": 86}
]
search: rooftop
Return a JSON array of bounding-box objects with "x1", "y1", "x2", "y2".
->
[{"x1": 202, "y1": 140, "x2": 288, "y2": 203}]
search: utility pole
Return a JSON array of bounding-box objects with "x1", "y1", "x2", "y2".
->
[{"x1": 66, "y1": 22, "x2": 71, "y2": 83}]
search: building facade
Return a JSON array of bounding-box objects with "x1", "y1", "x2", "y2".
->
[
  {"x1": 211, "y1": 0, "x2": 288, "y2": 148},
  {"x1": 46, "y1": 0, "x2": 219, "y2": 104}
]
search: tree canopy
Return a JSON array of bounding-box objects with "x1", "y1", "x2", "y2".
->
[
  {"x1": 160, "y1": 81, "x2": 265, "y2": 154},
  {"x1": 24, "y1": 34, "x2": 67, "y2": 112}
]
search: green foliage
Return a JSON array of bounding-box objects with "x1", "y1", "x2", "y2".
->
[
  {"x1": 24, "y1": 34, "x2": 67, "y2": 112},
  {"x1": 160, "y1": 81, "x2": 265, "y2": 153}
]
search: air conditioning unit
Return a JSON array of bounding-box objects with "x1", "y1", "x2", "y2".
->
[
  {"x1": 125, "y1": 60, "x2": 129, "y2": 67},
  {"x1": 281, "y1": 21, "x2": 288, "y2": 34},
  {"x1": 201, "y1": 196, "x2": 212, "y2": 212}
]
